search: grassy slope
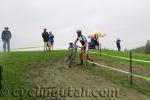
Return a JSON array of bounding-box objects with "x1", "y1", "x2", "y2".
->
[
  {"x1": 0, "y1": 50, "x2": 149, "y2": 99},
  {"x1": 95, "y1": 49, "x2": 150, "y2": 66},
  {"x1": 0, "y1": 51, "x2": 67, "y2": 100},
  {"x1": 89, "y1": 49, "x2": 150, "y2": 96},
  {"x1": 131, "y1": 46, "x2": 145, "y2": 54}
]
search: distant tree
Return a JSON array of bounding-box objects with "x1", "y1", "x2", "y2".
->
[
  {"x1": 124, "y1": 48, "x2": 128, "y2": 52},
  {"x1": 145, "y1": 40, "x2": 150, "y2": 54}
]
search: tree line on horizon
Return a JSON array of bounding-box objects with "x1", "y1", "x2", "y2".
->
[
  {"x1": 132, "y1": 40, "x2": 150, "y2": 54},
  {"x1": 145, "y1": 40, "x2": 150, "y2": 54}
]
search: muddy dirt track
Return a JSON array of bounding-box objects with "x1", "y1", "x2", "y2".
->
[{"x1": 25, "y1": 60, "x2": 149, "y2": 100}]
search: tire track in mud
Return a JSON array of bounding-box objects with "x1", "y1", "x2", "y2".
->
[{"x1": 25, "y1": 61, "x2": 150, "y2": 100}]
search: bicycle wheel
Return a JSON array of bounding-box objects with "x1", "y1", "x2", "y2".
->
[
  {"x1": 68, "y1": 48, "x2": 77, "y2": 68},
  {"x1": 66, "y1": 50, "x2": 73, "y2": 67},
  {"x1": 65, "y1": 50, "x2": 71, "y2": 63}
]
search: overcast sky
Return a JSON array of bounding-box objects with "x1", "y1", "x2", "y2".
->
[{"x1": 0, "y1": 0, "x2": 150, "y2": 51}]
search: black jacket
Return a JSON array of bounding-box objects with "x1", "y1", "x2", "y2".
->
[{"x1": 42, "y1": 32, "x2": 49, "y2": 42}]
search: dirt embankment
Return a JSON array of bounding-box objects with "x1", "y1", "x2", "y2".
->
[{"x1": 24, "y1": 60, "x2": 150, "y2": 100}]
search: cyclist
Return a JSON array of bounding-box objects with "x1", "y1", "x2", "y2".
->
[
  {"x1": 66, "y1": 42, "x2": 74, "y2": 63},
  {"x1": 88, "y1": 33, "x2": 99, "y2": 49},
  {"x1": 67, "y1": 42, "x2": 74, "y2": 57},
  {"x1": 68, "y1": 43, "x2": 74, "y2": 50},
  {"x1": 74, "y1": 30, "x2": 94, "y2": 65},
  {"x1": 89, "y1": 37, "x2": 96, "y2": 49},
  {"x1": 74, "y1": 30, "x2": 87, "y2": 65},
  {"x1": 93, "y1": 33, "x2": 100, "y2": 49}
]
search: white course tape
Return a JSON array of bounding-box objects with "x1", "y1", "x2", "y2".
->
[
  {"x1": 11, "y1": 46, "x2": 67, "y2": 51},
  {"x1": 88, "y1": 61, "x2": 150, "y2": 81},
  {"x1": 91, "y1": 52, "x2": 150, "y2": 64},
  {"x1": 11, "y1": 46, "x2": 43, "y2": 50}
]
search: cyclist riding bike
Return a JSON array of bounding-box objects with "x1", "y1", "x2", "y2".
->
[
  {"x1": 90, "y1": 34, "x2": 99, "y2": 49},
  {"x1": 74, "y1": 30, "x2": 94, "y2": 65},
  {"x1": 93, "y1": 34, "x2": 100, "y2": 49},
  {"x1": 68, "y1": 43, "x2": 74, "y2": 50}
]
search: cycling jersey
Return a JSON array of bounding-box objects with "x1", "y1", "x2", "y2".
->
[{"x1": 77, "y1": 35, "x2": 87, "y2": 46}]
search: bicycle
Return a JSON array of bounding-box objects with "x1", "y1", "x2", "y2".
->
[{"x1": 65, "y1": 45, "x2": 80, "y2": 68}]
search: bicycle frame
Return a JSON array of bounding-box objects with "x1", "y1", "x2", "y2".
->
[{"x1": 66, "y1": 45, "x2": 80, "y2": 68}]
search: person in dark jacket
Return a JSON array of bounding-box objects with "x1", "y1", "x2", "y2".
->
[
  {"x1": 42, "y1": 29, "x2": 49, "y2": 52},
  {"x1": 116, "y1": 38, "x2": 121, "y2": 51},
  {"x1": 1, "y1": 27, "x2": 12, "y2": 52}
]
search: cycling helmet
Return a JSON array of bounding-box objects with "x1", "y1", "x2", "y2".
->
[
  {"x1": 76, "y1": 30, "x2": 82, "y2": 35},
  {"x1": 69, "y1": 42, "x2": 73, "y2": 45}
]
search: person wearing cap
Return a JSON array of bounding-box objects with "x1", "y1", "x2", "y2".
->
[
  {"x1": 1, "y1": 27, "x2": 12, "y2": 52},
  {"x1": 42, "y1": 29, "x2": 49, "y2": 52}
]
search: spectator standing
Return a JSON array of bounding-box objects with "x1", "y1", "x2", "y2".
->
[
  {"x1": 42, "y1": 29, "x2": 49, "y2": 52},
  {"x1": 116, "y1": 38, "x2": 121, "y2": 51},
  {"x1": 48, "y1": 31, "x2": 54, "y2": 51},
  {"x1": 1, "y1": 27, "x2": 12, "y2": 52}
]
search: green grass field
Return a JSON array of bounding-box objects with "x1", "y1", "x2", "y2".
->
[
  {"x1": 0, "y1": 50, "x2": 149, "y2": 100},
  {"x1": 90, "y1": 49, "x2": 150, "y2": 96},
  {"x1": 0, "y1": 51, "x2": 68, "y2": 100},
  {"x1": 93, "y1": 49, "x2": 150, "y2": 66}
]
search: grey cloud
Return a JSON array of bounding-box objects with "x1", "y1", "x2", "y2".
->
[{"x1": 0, "y1": 0, "x2": 150, "y2": 51}]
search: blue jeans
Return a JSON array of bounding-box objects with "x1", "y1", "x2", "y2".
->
[{"x1": 3, "y1": 39, "x2": 10, "y2": 52}]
